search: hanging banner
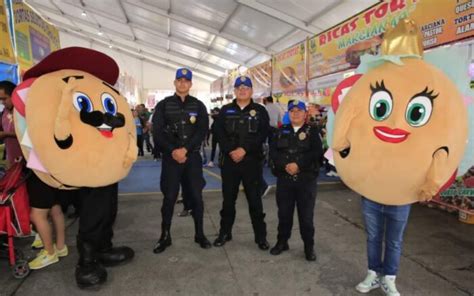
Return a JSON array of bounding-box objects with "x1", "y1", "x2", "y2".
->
[
  {"x1": 210, "y1": 77, "x2": 223, "y2": 99},
  {"x1": 13, "y1": 0, "x2": 60, "y2": 76},
  {"x1": 247, "y1": 60, "x2": 271, "y2": 99},
  {"x1": 0, "y1": 1, "x2": 15, "y2": 64},
  {"x1": 272, "y1": 41, "x2": 306, "y2": 104},
  {"x1": 223, "y1": 68, "x2": 239, "y2": 99},
  {"x1": 308, "y1": 71, "x2": 353, "y2": 106},
  {"x1": 308, "y1": 0, "x2": 474, "y2": 78}
]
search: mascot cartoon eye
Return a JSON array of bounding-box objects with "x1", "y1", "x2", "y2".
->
[
  {"x1": 73, "y1": 92, "x2": 93, "y2": 113},
  {"x1": 405, "y1": 96, "x2": 433, "y2": 127},
  {"x1": 101, "y1": 93, "x2": 117, "y2": 115},
  {"x1": 369, "y1": 81, "x2": 393, "y2": 121}
]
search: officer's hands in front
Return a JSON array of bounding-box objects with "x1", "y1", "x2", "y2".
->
[
  {"x1": 285, "y1": 163, "x2": 300, "y2": 176},
  {"x1": 172, "y1": 147, "x2": 188, "y2": 164},
  {"x1": 229, "y1": 147, "x2": 246, "y2": 163}
]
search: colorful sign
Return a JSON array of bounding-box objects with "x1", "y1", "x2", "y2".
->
[
  {"x1": 247, "y1": 60, "x2": 271, "y2": 99},
  {"x1": 272, "y1": 41, "x2": 306, "y2": 104},
  {"x1": 0, "y1": 1, "x2": 15, "y2": 64},
  {"x1": 308, "y1": 0, "x2": 474, "y2": 78},
  {"x1": 223, "y1": 68, "x2": 239, "y2": 99},
  {"x1": 210, "y1": 77, "x2": 223, "y2": 99},
  {"x1": 13, "y1": 0, "x2": 60, "y2": 75}
]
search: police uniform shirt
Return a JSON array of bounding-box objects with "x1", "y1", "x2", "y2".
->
[
  {"x1": 152, "y1": 93, "x2": 209, "y2": 154},
  {"x1": 270, "y1": 123, "x2": 323, "y2": 179},
  {"x1": 214, "y1": 99, "x2": 269, "y2": 156}
]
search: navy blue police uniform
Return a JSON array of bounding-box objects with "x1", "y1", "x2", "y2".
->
[
  {"x1": 213, "y1": 76, "x2": 270, "y2": 250},
  {"x1": 152, "y1": 68, "x2": 211, "y2": 253},
  {"x1": 269, "y1": 100, "x2": 323, "y2": 261}
]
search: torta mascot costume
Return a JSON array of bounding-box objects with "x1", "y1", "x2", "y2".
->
[
  {"x1": 11, "y1": 47, "x2": 137, "y2": 288},
  {"x1": 332, "y1": 19, "x2": 468, "y2": 205}
]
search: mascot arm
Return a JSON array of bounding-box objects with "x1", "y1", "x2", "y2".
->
[
  {"x1": 418, "y1": 148, "x2": 449, "y2": 201},
  {"x1": 123, "y1": 131, "x2": 138, "y2": 168},
  {"x1": 54, "y1": 77, "x2": 76, "y2": 140}
]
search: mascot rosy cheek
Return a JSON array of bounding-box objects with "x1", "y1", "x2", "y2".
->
[
  {"x1": 11, "y1": 47, "x2": 137, "y2": 188},
  {"x1": 331, "y1": 19, "x2": 468, "y2": 205}
]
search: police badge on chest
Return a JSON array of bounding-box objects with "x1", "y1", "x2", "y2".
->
[{"x1": 189, "y1": 112, "x2": 198, "y2": 124}]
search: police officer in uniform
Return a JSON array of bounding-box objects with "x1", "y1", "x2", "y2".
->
[
  {"x1": 152, "y1": 68, "x2": 212, "y2": 253},
  {"x1": 269, "y1": 100, "x2": 323, "y2": 261},
  {"x1": 213, "y1": 76, "x2": 270, "y2": 250}
]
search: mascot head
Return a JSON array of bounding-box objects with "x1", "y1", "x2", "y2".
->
[
  {"x1": 12, "y1": 47, "x2": 137, "y2": 188},
  {"x1": 332, "y1": 19, "x2": 468, "y2": 205}
]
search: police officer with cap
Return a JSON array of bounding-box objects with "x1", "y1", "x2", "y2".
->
[
  {"x1": 269, "y1": 99, "x2": 323, "y2": 261},
  {"x1": 213, "y1": 76, "x2": 270, "y2": 250},
  {"x1": 152, "y1": 68, "x2": 212, "y2": 253}
]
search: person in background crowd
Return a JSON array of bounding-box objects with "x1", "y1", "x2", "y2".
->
[
  {"x1": 152, "y1": 68, "x2": 212, "y2": 253},
  {"x1": 137, "y1": 104, "x2": 154, "y2": 153},
  {"x1": 0, "y1": 81, "x2": 22, "y2": 168},
  {"x1": 269, "y1": 99, "x2": 323, "y2": 261},
  {"x1": 206, "y1": 107, "x2": 220, "y2": 168},
  {"x1": 213, "y1": 76, "x2": 270, "y2": 250},
  {"x1": 133, "y1": 109, "x2": 144, "y2": 156}
]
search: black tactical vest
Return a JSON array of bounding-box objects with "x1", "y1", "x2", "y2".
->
[
  {"x1": 163, "y1": 98, "x2": 200, "y2": 147},
  {"x1": 274, "y1": 125, "x2": 316, "y2": 177},
  {"x1": 223, "y1": 105, "x2": 260, "y2": 150}
]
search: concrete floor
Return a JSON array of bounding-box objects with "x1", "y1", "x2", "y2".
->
[{"x1": 1, "y1": 186, "x2": 473, "y2": 296}]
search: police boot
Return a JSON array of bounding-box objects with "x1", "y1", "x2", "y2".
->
[
  {"x1": 213, "y1": 232, "x2": 232, "y2": 247},
  {"x1": 270, "y1": 240, "x2": 289, "y2": 255},
  {"x1": 304, "y1": 243, "x2": 317, "y2": 262},
  {"x1": 97, "y1": 245, "x2": 135, "y2": 267},
  {"x1": 193, "y1": 216, "x2": 212, "y2": 249},
  {"x1": 75, "y1": 238, "x2": 107, "y2": 289},
  {"x1": 153, "y1": 225, "x2": 171, "y2": 254}
]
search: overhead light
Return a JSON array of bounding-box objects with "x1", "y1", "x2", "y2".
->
[
  {"x1": 97, "y1": 31, "x2": 103, "y2": 36},
  {"x1": 81, "y1": 11, "x2": 87, "y2": 17},
  {"x1": 108, "y1": 44, "x2": 113, "y2": 48}
]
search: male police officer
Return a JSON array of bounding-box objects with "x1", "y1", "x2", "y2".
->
[
  {"x1": 214, "y1": 76, "x2": 270, "y2": 250},
  {"x1": 269, "y1": 99, "x2": 323, "y2": 261},
  {"x1": 152, "y1": 68, "x2": 212, "y2": 253}
]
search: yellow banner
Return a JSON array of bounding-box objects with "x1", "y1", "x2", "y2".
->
[
  {"x1": 247, "y1": 60, "x2": 271, "y2": 99},
  {"x1": 272, "y1": 41, "x2": 306, "y2": 104},
  {"x1": 0, "y1": 1, "x2": 15, "y2": 64},
  {"x1": 309, "y1": 0, "x2": 474, "y2": 78},
  {"x1": 13, "y1": 1, "x2": 60, "y2": 76}
]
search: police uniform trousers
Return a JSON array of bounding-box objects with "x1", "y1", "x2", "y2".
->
[
  {"x1": 78, "y1": 183, "x2": 118, "y2": 250},
  {"x1": 275, "y1": 177, "x2": 317, "y2": 246},
  {"x1": 220, "y1": 155, "x2": 266, "y2": 242},
  {"x1": 160, "y1": 151, "x2": 205, "y2": 237}
]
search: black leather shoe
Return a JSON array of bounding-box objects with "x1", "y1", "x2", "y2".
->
[
  {"x1": 75, "y1": 261, "x2": 107, "y2": 289},
  {"x1": 97, "y1": 246, "x2": 134, "y2": 267},
  {"x1": 270, "y1": 242, "x2": 289, "y2": 255},
  {"x1": 76, "y1": 239, "x2": 107, "y2": 289},
  {"x1": 213, "y1": 233, "x2": 232, "y2": 247},
  {"x1": 257, "y1": 240, "x2": 270, "y2": 250},
  {"x1": 304, "y1": 247, "x2": 317, "y2": 261},
  {"x1": 195, "y1": 236, "x2": 212, "y2": 249},
  {"x1": 153, "y1": 232, "x2": 172, "y2": 254}
]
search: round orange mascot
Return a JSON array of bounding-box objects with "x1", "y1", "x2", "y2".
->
[
  {"x1": 332, "y1": 19, "x2": 469, "y2": 295},
  {"x1": 12, "y1": 47, "x2": 137, "y2": 289},
  {"x1": 332, "y1": 20, "x2": 468, "y2": 205}
]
